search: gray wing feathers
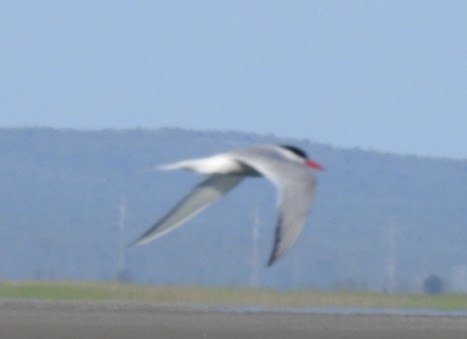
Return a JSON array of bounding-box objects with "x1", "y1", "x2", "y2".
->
[
  {"x1": 267, "y1": 178, "x2": 315, "y2": 266},
  {"x1": 128, "y1": 174, "x2": 243, "y2": 247},
  {"x1": 231, "y1": 146, "x2": 316, "y2": 266}
]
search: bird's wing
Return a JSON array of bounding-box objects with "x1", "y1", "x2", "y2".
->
[
  {"x1": 265, "y1": 174, "x2": 315, "y2": 266},
  {"x1": 232, "y1": 146, "x2": 316, "y2": 266},
  {"x1": 128, "y1": 174, "x2": 243, "y2": 247}
]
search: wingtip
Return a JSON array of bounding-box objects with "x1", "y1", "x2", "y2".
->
[
  {"x1": 125, "y1": 238, "x2": 143, "y2": 250},
  {"x1": 266, "y1": 254, "x2": 277, "y2": 267}
]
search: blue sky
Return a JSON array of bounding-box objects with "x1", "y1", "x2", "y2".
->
[{"x1": 1, "y1": 1, "x2": 466, "y2": 159}]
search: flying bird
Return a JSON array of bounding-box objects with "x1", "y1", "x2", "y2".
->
[{"x1": 129, "y1": 144, "x2": 323, "y2": 266}]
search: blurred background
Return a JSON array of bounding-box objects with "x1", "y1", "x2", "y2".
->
[{"x1": 1, "y1": 1, "x2": 466, "y2": 294}]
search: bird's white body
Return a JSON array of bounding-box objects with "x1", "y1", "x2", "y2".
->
[
  {"x1": 130, "y1": 144, "x2": 322, "y2": 266},
  {"x1": 159, "y1": 154, "x2": 249, "y2": 175}
]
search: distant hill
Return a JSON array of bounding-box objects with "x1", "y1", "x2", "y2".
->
[{"x1": 1, "y1": 127, "x2": 466, "y2": 292}]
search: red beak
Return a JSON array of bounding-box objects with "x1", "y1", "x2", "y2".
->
[{"x1": 306, "y1": 159, "x2": 324, "y2": 171}]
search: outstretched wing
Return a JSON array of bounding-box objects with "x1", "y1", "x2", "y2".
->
[
  {"x1": 266, "y1": 176, "x2": 314, "y2": 266},
  {"x1": 128, "y1": 174, "x2": 243, "y2": 247},
  {"x1": 231, "y1": 146, "x2": 316, "y2": 266}
]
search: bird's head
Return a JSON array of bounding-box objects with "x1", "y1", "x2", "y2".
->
[{"x1": 280, "y1": 145, "x2": 324, "y2": 171}]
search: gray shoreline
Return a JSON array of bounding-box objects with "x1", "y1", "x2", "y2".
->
[{"x1": 1, "y1": 300, "x2": 467, "y2": 339}]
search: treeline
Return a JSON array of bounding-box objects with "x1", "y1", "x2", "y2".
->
[{"x1": 0, "y1": 127, "x2": 466, "y2": 292}]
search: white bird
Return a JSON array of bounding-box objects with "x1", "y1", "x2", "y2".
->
[{"x1": 129, "y1": 144, "x2": 323, "y2": 266}]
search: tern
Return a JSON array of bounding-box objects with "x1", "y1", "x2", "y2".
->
[{"x1": 129, "y1": 144, "x2": 323, "y2": 266}]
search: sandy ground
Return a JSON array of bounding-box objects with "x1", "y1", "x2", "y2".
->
[{"x1": 1, "y1": 300, "x2": 467, "y2": 339}]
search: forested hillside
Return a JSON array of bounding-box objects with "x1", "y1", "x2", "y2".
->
[{"x1": 0, "y1": 128, "x2": 466, "y2": 292}]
